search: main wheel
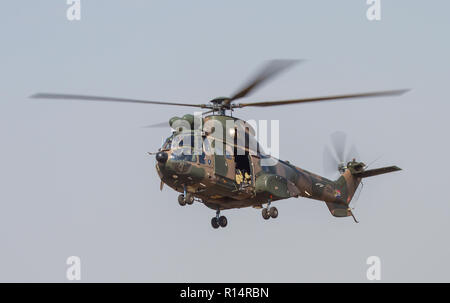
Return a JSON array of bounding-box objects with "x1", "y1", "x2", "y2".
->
[
  {"x1": 218, "y1": 216, "x2": 228, "y2": 228},
  {"x1": 269, "y1": 206, "x2": 278, "y2": 218},
  {"x1": 211, "y1": 217, "x2": 220, "y2": 229},
  {"x1": 186, "y1": 194, "x2": 194, "y2": 205},
  {"x1": 262, "y1": 208, "x2": 270, "y2": 220},
  {"x1": 178, "y1": 194, "x2": 186, "y2": 206}
]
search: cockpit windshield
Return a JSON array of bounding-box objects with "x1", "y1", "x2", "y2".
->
[
  {"x1": 160, "y1": 132, "x2": 203, "y2": 153},
  {"x1": 168, "y1": 132, "x2": 203, "y2": 163},
  {"x1": 160, "y1": 131, "x2": 266, "y2": 157}
]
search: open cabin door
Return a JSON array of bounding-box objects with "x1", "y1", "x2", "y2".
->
[
  {"x1": 234, "y1": 154, "x2": 253, "y2": 187},
  {"x1": 211, "y1": 138, "x2": 254, "y2": 195}
]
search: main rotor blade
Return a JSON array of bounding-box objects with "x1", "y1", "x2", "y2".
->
[
  {"x1": 30, "y1": 93, "x2": 206, "y2": 108},
  {"x1": 330, "y1": 131, "x2": 347, "y2": 163},
  {"x1": 227, "y1": 59, "x2": 301, "y2": 104},
  {"x1": 235, "y1": 89, "x2": 410, "y2": 108},
  {"x1": 142, "y1": 121, "x2": 169, "y2": 128},
  {"x1": 201, "y1": 109, "x2": 215, "y2": 115}
]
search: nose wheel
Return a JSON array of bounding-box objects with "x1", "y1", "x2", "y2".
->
[
  {"x1": 178, "y1": 193, "x2": 194, "y2": 206},
  {"x1": 178, "y1": 194, "x2": 186, "y2": 206},
  {"x1": 211, "y1": 210, "x2": 228, "y2": 229}
]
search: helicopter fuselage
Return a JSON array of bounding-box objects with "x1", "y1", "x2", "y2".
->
[{"x1": 154, "y1": 115, "x2": 360, "y2": 214}]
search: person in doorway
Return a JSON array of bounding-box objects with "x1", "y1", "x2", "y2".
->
[{"x1": 235, "y1": 169, "x2": 244, "y2": 185}]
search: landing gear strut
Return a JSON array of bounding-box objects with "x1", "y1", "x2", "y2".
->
[
  {"x1": 178, "y1": 186, "x2": 195, "y2": 206},
  {"x1": 178, "y1": 193, "x2": 194, "y2": 206},
  {"x1": 262, "y1": 200, "x2": 278, "y2": 220},
  {"x1": 211, "y1": 210, "x2": 228, "y2": 229}
]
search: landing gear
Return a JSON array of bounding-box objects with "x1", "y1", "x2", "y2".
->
[
  {"x1": 269, "y1": 206, "x2": 278, "y2": 218},
  {"x1": 178, "y1": 194, "x2": 186, "y2": 206},
  {"x1": 211, "y1": 210, "x2": 228, "y2": 229},
  {"x1": 218, "y1": 216, "x2": 228, "y2": 227},
  {"x1": 178, "y1": 193, "x2": 194, "y2": 206},
  {"x1": 211, "y1": 217, "x2": 220, "y2": 229},
  {"x1": 262, "y1": 208, "x2": 270, "y2": 220},
  {"x1": 350, "y1": 209, "x2": 359, "y2": 223},
  {"x1": 261, "y1": 200, "x2": 278, "y2": 220},
  {"x1": 185, "y1": 193, "x2": 194, "y2": 205}
]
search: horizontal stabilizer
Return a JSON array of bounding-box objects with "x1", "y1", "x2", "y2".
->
[{"x1": 353, "y1": 166, "x2": 401, "y2": 178}]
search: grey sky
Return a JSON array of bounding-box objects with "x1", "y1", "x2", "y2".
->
[{"x1": 0, "y1": 1, "x2": 449, "y2": 282}]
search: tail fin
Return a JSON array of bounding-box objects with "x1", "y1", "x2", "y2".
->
[
  {"x1": 325, "y1": 163, "x2": 401, "y2": 220},
  {"x1": 325, "y1": 169, "x2": 361, "y2": 218}
]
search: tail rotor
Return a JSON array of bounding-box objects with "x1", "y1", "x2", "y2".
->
[{"x1": 323, "y1": 131, "x2": 361, "y2": 179}]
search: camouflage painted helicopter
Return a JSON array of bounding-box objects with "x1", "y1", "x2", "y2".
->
[{"x1": 31, "y1": 60, "x2": 407, "y2": 229}]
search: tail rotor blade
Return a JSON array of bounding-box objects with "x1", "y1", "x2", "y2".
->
[
  {"x1": 323, "y1": 145, "x2": 339, "y2": 177},
  {"x1": 346, "y1": 144, "x2": 359, "y2": 162},
  {"x1": 330, "y1": 131, "x2": 347, "y2": 163}
]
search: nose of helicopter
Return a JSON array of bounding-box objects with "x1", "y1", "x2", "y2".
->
[{"x1": 155, "y1": 151, "x2": 168, "y2": 164}]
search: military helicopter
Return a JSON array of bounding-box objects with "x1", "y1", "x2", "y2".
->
[{"x1": 31, "y1": 60, "x2": 407, "y2": 229}]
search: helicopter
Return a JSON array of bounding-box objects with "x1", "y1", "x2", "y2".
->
[{"x1": 31, "y1": 60, "x2": 407, "y2": 229}]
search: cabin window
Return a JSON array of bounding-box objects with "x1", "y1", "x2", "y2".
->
[
  {"x1": 225, "y1": 145, "x2": 233, "y2": 160},
  {"x1": 203, "y1": 137, "x2": 213, "y2": 154},
  {"x1": 261, "y1": 155, "x2": 277, "y2": 174}
]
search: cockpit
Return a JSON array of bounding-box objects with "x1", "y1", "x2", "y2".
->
[{"x1": 159, "y1": 132, "x2": 208, "y2": 164}]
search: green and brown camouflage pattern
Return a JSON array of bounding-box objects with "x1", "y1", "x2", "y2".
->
[{"x1": 155, "y1": 115, "x2": 400, "y2": 218}]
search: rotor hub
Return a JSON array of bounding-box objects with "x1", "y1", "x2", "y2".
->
[
  {"x1": 209, "y1": 97, "x2": 232, "y2": 115},
  {"x1": 338, "y1": 162, "x2": 347, "y2": 174}
]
